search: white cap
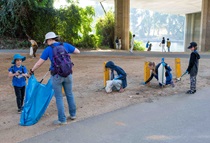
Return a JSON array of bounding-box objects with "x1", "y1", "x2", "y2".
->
[{"x1": 43, "y1": 32, "x2": 58, "y2": 44}]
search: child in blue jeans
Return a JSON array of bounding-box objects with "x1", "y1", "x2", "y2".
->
[{"x1": 8, "y1": 54, "x2": 28, "y2": 113}]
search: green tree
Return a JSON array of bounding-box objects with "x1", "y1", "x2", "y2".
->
[
  {"x1": 0, "y1": 0, "x2": 54, "y2": 38},
  {"x1": 95, "y1": 10, "x2": 115, "y2": 48},
  {"x1": 30, "y1": 7, "x2": 57, "y2": 42},
  {"x1": 57, "y1": 4, "x2": 97, "y2": 48}
]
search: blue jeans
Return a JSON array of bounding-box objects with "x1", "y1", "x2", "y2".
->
[{"x1": 51, "y1": 74, "x2": 76, "y2": 122}]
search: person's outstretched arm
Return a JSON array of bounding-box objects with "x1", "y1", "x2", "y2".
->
[
  {"x1": 31, "y1": 58, "x2": 45, "y2": 72},
  {"x1": 145, "y1": 73, "x2": 154, "y2": 84},
  {"x1": 73, "y1": 48, "x2": 80, "y2": 54}
]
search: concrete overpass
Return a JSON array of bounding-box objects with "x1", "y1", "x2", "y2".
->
[{"x1": 92, "y1": 0, "x2": 210, "y2": 52}]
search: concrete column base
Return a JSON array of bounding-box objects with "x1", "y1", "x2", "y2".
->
[
  {"x1": 200, "y1": 0, "x2": 210, "y2": 52},
  {"x1": 115, "y1": 0, "x2": 130, "y2": 50}
]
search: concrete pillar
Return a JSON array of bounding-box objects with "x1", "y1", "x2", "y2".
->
[
  {"x1": 200, "y1": 0, "x2": 210, "y2": 52},
  {"x1": 114, "y1": 0, "x2": 130, "y2": 50},
  {"x1": 184, "y1": 13, "x2": 201, "y2": 52},
  {"x1": 184, "y1": 14, "x2": 193, "y2": 51}
]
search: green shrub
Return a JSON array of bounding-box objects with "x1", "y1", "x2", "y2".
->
[
  {"x1": 79, "y1": 34, "x2": 99, "y2": 49},
  {"x1": 134, "y1": 41, "x2": 145, "y2": 51}
]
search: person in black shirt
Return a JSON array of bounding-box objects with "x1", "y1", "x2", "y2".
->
[
  {"x1": 186, "y1": 42, "x2": 200, "y2": 94},
  {"x1": 160, "y1": 37, "x2": 166, "y2": 52}
]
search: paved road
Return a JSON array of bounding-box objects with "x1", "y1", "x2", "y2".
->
[
  {"x1": 1, "y1": 49, "x2": 210, "y2": 59},
  {"x1": 21, "y1": 87, "x2": 210, "y2": 143}
]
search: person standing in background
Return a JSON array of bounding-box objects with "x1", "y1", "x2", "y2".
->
[
  {"x1": 161, "y1": 37, "x2": 166, "y2": 52},
  {"x1": 130, "y1": 34, "x2": 135, "y2": 53},
  {"x1": 167, "y1": 38, "x2": 171, "y2": 52},
  {"x1": 146, "y1": 41, "x2": 150, "y2": 49},
  {"x1": 115, "y1": 37, "x2": 119, "y2": 49},
  {"x1": 28, "y1": 38, "x2": 39, "y2": 58},
  {"x1": 147, "y1": 43, "x2": 152, "y2": 51},
  {"x1": 118, "y1": 37, "x2": 122, "y2": 50}
]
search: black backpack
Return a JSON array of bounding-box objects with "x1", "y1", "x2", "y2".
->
[{"x1": 51, "y1": 43, "x2": 73, "y2": 77}]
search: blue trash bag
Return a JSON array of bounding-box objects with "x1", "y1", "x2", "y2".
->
[{"x1": 20, "y1": 75, "x2": 54, "y2": 126}]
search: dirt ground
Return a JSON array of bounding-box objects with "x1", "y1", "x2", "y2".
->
[{"x1": 0, "y1": 51, "x2": 210, "y2": 143}]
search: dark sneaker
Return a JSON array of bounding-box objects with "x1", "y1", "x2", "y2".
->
[
  {"x1": 186, "y1": 90, "x2": 196, "y2": 94},
  {"x1": 18, "y1": 109, "x2": 21, "y2": 114},
  {"x1": 69, "y1": 116, "x2": 76, "y2": 120}
]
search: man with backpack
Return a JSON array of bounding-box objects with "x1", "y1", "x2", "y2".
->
[{"x1": 30, "y1": 32, "x2": 80, "y2": 125}]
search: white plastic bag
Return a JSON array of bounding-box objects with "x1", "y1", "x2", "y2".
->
[
  {"x1": 29, "y1": 47, "x2": 33, "y2": 56},
  {"x1": 105, "y1": 80, "x2": 113, "y2": 93}
]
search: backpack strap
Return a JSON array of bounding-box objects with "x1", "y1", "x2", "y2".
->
[
  {"x1": 50, "y1": 42, "x2": 63, "y2": 48},
  {"x1": 21, "y1": 65, "x2": 25, "y2": 73},
  {"x1": 10, "y1": 65, "x2": 25, "y2": 73}
]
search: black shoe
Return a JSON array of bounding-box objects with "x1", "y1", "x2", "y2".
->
[
  {"x1": 186, "y1": 90, "x2": 196, "y2": 94},
  {"x1": 18, "y1": 109, "x2": 21, "y2": 114}
]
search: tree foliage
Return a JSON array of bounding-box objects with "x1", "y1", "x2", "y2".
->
[
  {"x1": 0, "y1": 0, "x2": 54, "y2": 38},
  {"x1": 95, "y1": 11, "x2": 115, "y2": 48},
  {"x1": 0, "y1": 0, "x2": 99, "y2": 48},
  {"x1": 57, "y1": 5, "x2": 95, "y2": 46}
]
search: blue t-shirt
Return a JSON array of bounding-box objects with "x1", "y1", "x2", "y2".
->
[
  {"x1": 8, "y1": 65, "x2": 27, "y2": 87},
  {"x1": 40, "y1": 42, "x2": 75, "y2": 70}
]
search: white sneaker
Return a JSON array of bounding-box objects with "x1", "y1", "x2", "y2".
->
[
  {"x1": 69, "y1": 116, "x2": 76, "y2": 120},
  {"x1": 53, "y1": 120, "x2": 67, "y2": 125}
]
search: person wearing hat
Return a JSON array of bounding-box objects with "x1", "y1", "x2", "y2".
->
[
  {"x1": 8, "y1": 54, "x2": 28, "y2": 113},
  {"x1": 166, "y1": 38, "x2": 171, "y2": 52},
  {"x1": 30, "y1": 32, "x2": 80, "y2": 125},
  {"x1": 186, "y1": 42, "x2": 200, "y2": 94}
]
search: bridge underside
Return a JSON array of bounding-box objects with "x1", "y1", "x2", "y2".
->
[{"x1": 93, "y1": 0, "x2": 210, "y2": 52}]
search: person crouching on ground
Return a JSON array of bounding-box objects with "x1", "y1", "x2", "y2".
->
[
  {"x1": 8, "y1": 54, "x2": 28, "y2": 113},
  {"x1": 142, "y1": 61, "x2": 174, "y2": 87},
  {"x1": 105, "y1": 61, "x2": 127, "y2": 93},
  {"x1": 185, "y1": 42, "x2": 200, "y2": 94}
]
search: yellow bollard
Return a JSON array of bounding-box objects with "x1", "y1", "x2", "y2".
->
[
  {"x1": 104, "y1": 62, "x2": 110, "y2": 87},
  {"x1": 175, "y1": 58, "x2": 182, "y2": 78},
  {"x1": 144, "y1": 61, "x2": 150, "y2": 82}
]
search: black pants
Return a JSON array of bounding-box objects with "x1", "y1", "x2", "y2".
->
[
  {"x1": 14, "y1": 86, "x2": 25, "y2": 109},
  {"x1": 32, "y1": 45, "x2": 38, "y2": 57}
]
